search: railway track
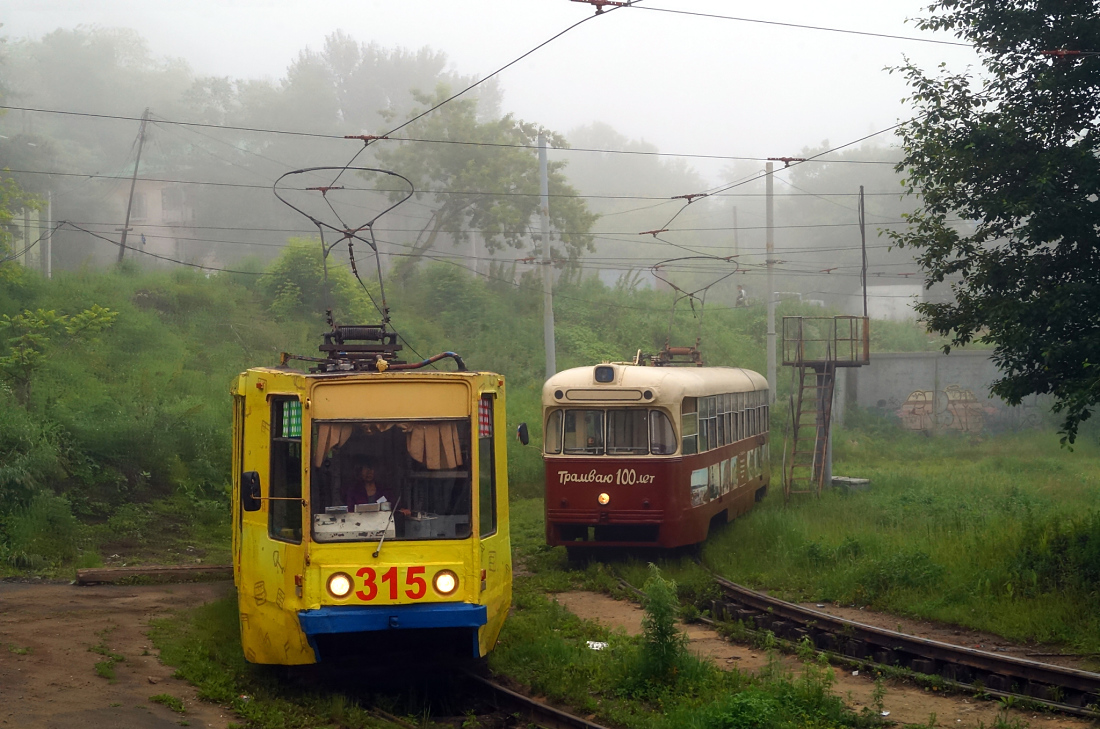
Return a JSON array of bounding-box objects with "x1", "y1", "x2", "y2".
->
[
  {"x1": 462, "y1": 672, "x2": 614, "y2": 729},
  {"x1": 707, "y1": 575, "x2": 1100, "y2": 717}
]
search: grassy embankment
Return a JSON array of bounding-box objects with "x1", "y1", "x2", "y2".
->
[{"x1": 704, "y1": 427, "x2": 1100, "y2": 655}]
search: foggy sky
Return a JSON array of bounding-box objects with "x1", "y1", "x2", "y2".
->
[{"x1": 5, "y1": 0, "x2": 979, "y2": 183}]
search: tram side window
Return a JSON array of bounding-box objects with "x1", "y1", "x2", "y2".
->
[
  {"x1": 479, "y1": 396, "x2": 497, "y2": 537},
  {"x1": 681, "y1": 398, "x2": 698, "y2": 455},
  {"x1": 607, "y1": 409, "x2": 648, "y2": 455},
  {"x1": 270, "y1": 397, "x2": 303, "y2": 543},
  {"x1": 650, "y1": 410, "x2": 677, "y2": 455},
  {"x1": 544, "y1": 409, "x2": 563, "y2": 455},
  {"x1": 717, "y1": 393, "x2": 729, "y2": 447},
  {"x1": 563, "y1": 410, "x2": 604, "y2": 455}
]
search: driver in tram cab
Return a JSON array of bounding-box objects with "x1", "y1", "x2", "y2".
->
[{"x1": 344, "y1": 460, "x2": 394, "y2": 510}]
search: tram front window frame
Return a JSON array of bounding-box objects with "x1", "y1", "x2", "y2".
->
[
  {"x1": 547, "y1": 407, "x2": 679, "y2": 457},
  {"x1": 309, "y1": 418, "x2": 474, "y2": 543},
  {"x1": 543, "y1": 390, "x2": 769, "y2": 458}
]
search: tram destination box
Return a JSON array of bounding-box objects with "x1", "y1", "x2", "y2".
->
[{"x1": 313, "y1": 510, "x2": 395, "y2": 541}]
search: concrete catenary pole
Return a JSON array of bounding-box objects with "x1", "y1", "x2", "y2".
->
[
  {"x1": 118, "y1": 108, "x2": 150, "y2": 264},
  {"x1": 766, "y1": 162, "x2": 776, "y2": 405},
  {"x1": 539, "y1": 132, "x2": 556, "y2": 378},
  {"x1": 45, "y1": 190, "x2": 52, "y2": 279}
]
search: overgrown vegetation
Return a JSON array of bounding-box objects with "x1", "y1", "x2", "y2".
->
[{"x1": 706, "y1": 425, "x2": 1100, "y2": 655}]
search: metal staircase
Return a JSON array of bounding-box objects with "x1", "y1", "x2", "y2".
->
[
  {"x1": 783, "y1": 352, "x2": 837, "y2": 498},
  {"x1": 781, "y1": 316, "x2": 869, "y2": 501}
]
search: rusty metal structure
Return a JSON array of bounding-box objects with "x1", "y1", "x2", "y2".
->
[{"x1": 780, "y1": 316, "x2": 869, "y2": 500}]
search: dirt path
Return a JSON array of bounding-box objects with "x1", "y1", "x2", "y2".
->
[
  {"x1": 553, "y1": 591, "x2": 1096, "y2": 729},
  {"x1": 0, "y1": 579, "x2": 235, "y2": 729}
]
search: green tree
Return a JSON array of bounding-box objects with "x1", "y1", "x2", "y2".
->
[
  {"x1": 0, "y1": 305, "x2": 118, "y2": 406},
  {"x1": 260, "y1": 238, "x2": 378, "y2": 323},
  {"x1": 372, "y1": 86, "x2": 597, "y2": 266},
  {"x1": 890, "y1": 0, "x2": 1100, "y2": 442}
]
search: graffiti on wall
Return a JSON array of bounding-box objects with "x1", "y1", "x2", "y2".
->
[{"x1": 888, "y1": 385, "x2": 1043, "y2": 434}]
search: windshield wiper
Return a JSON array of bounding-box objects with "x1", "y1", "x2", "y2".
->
[{"x1": 372, "y1": 495, "x2": 401, "y2": 558}]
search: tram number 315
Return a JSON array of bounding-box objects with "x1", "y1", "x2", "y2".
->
[
  {"x1": 355, "y1": 566, "x2": 427, "y2": 601},
  {"x1": 615, "y1": 469, "x2": 655, "y2": 485}
]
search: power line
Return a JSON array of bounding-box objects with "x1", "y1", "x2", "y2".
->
[
  {"x1": 628, "y1": 5, "x2": 973, "y2": 47},
  {"x1": 58, "y1": 215, "x2": 953, "y2": 239},
  {"x1": 0, "y1": 104, "x2": 901, "y2": 166},
  {"x1": 5, "y1": 167, "x2": 915, "y2": 202}
]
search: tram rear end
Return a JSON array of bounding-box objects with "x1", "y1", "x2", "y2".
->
[{"x1": 231, "y1": 336, "x2": 511, "y2": 665}]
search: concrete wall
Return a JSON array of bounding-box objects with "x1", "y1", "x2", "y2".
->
[{"x1": 835, "y1": 350, "x2": 1046, "y2": 434}]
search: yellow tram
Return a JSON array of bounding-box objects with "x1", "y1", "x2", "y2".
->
[{"x1": 230, "y1": 327, "x2": 512, "y2": 664}]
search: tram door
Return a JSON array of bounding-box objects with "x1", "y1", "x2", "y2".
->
[
  {"x1": 236, "y1": 388, "x2": 313, "y2": 664},
  {"x1": 476, "y1": 392, "x2": 511, "y2": 656}
]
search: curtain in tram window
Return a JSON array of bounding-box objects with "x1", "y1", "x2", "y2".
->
[
  {"x1": 406, "y1": 422, "x2": 464, "y2": 470},
  {"x1": 313, "y1": 423, "x2": 356, "y2": 467}
]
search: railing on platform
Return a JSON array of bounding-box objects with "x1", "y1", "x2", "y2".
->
[{"x1": 781, "y1": 316, "x2": 869, "y2": 367}]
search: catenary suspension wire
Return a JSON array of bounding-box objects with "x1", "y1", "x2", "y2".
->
[
  {"x1": 325, "y1": 5, "x2": 621, "y2": 188},
  {"x1": 627, "y1": 5, "x2": 973, "y2": 47},
  {"x1": 0, "y1": 105, "x2": 900, "y2": 166}
]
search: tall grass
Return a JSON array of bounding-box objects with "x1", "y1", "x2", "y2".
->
[{"x1": 707, "y1": 429, "x2": 1100, "y2": 652}]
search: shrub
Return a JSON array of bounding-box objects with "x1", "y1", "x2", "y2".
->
[
  {"x1": 1012, "y1": 512, "x2": 1100, "y2": 594},
  {"x1": 0, "y1": 398, "x2": 65, "y2": 512},
  {"x1": 638, "y1": 563, "x2": 688, "y2": 685},
  {"x1": 0, "y1": 491, "x2": 86, "y2": 570}
]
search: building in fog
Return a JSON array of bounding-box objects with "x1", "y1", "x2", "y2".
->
[{"x1": 109, "y1": 178, "x2": 195, "y2": 265}]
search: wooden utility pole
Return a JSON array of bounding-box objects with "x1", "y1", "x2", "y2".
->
[
  {"x1": 539, "y1": 132, "x2": 556, "y2": 378},
  {"x1": 118, "y1": 108, "x2": 150, "y2": 264}
]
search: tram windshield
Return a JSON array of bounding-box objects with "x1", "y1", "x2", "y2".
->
[
  {"x1": 310, "y1": 419, "x2": 473, "y2": 542},
  {"x1": 548, "y1": 408, "x2": 676, "y2": 456}
]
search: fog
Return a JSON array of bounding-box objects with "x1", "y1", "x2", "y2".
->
[{"x1": 2, "y1": 0, "x2": 980, "y2": 310}]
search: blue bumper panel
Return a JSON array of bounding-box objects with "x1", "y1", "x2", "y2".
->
[{"x1": 298, "y1": 603, "x2": 487, "y2": 635}]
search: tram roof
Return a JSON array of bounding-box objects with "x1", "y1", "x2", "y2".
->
[{"x1": 543, "y1": 364, "x2": 768, "y2": 407}]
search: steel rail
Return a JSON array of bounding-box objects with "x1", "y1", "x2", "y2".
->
[
  {"x1": 463, "y1": 672, "x2": 614, "y2": 729},
  {"x1": 710, "y1": 575, "x2": 1100, "y2": 715}
]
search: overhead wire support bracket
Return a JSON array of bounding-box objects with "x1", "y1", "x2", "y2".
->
[
  {"x1": 767, "y1": 156, "x2": 807, "y2": 168},
  {"x1": 344, "y1": 134, "x2": 389, "y2": 141},
  {"x1": 672, "y1": 193, "x2": 708, "y2": 203},
  {"x1": 1040, "y1": 49, "x2": 1087, "y2": 57},
  {"x1": 570, "y1": 0, "x2": 632, "y2": 14},
  {"x1": 639, "y1": 229, "x2": 669, "y2": 237}
]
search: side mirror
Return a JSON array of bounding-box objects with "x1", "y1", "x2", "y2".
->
[
  {"x1": 516, "y1": 422, "x2": 530, "y2": 446},
  {"x1": 242, "y1": 471, "x2": 262, "y2": 512}
]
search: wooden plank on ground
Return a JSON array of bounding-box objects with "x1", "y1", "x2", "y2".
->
[{"x1": 75, "y1": 564, "x2": 232, "y2": 585}]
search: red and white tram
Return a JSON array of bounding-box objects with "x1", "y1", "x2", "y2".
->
[{"x1": 542, "y1": 362, "x2": 770, "y2": 552}]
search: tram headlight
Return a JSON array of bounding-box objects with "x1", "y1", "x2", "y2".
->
[
  {"x1": 327, "y1": 572, "x2": 352, "y2": 598},
  {"x1": 433, "y1": 569, "x2": 458, "y2": 596},
  {"x1": 598, "y1": 492, "x2": 610, "y2": 505}
]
